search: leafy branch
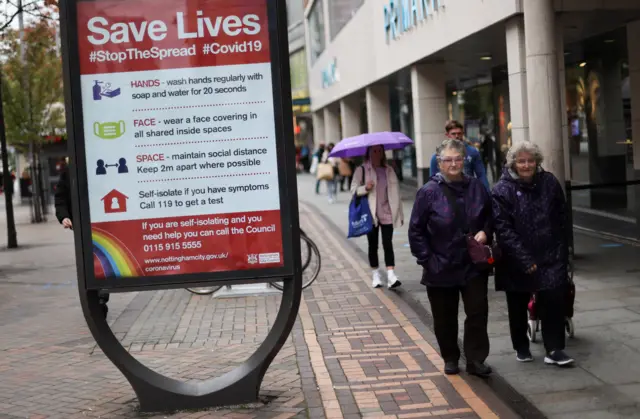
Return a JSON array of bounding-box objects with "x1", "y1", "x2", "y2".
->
[{"x1": 1, "y1": 18, "x2": 63, "y2": 151}]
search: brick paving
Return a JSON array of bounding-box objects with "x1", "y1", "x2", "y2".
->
[
  {"x1": 298, "y1": 173, "x2": 640, "y2": 418},
  {"x1": 299, "y1": 204, "x2": 516, "y2": 419},
  {"x1": 0, "y1": 200, "x2": 515, "y2": 418}
]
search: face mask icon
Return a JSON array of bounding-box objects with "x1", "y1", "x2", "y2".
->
[{"x1": 94, "y1": 121, "x2": 125, "y2": 140}]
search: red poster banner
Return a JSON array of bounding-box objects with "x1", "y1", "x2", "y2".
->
[
  {"x1": 75, "y1": 0, "x2": 285, "y2": 280},
  {"x1": 77, "y1": 0, "x2": 271, "y2": 74},
  {"x1": 92, "y1": 210, "x2": 283, "y2": 278}
]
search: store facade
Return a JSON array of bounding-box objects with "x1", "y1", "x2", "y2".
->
[
  {"x1": 305, "y1": 0, "x2": 640, "y2": 239},
  {"x1": 287, "y1": 0, "x2": 313, "y2": 170}
]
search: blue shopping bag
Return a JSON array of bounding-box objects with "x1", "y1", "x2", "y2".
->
[{"x1": 348, "y1": 195, "x2": 373, "y2": 238}]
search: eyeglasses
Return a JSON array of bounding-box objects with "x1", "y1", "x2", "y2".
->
[
  {"x1": 440, "y1": 157, "x2": 464, "y2": 164},
  {"x1": 515, "y1": 158, "x2": 536, "y2": 165}
]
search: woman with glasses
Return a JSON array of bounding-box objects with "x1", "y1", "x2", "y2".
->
[
  {"x1": 409, "y1": 139, "x2": 493, "y2": 377},
  {"x1": 492, "y1": 142, "x2": 574, "y2": 366}
]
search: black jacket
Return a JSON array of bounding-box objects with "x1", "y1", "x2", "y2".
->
[
  {"x1": 492, "y1": 168, "x2": 569, "y2": 292},
  {"x1": 54, "y1": 167, "x2": 72, "y2": 223}
]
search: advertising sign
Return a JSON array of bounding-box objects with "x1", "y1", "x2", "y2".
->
[{"x1": 63, "y1": 0, "x2": 298, "y2": 290}]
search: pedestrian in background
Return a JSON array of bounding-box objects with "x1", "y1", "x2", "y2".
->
[
  {"x1": 321, "y1": 143, "x2": 339, "y2": 203},
  {"x1": 409, "y1": 138, "x2": 492, "y2": 377},
  {"x1": 338, "y1": 158, "x2": 354, "y2": 192},
  {"x1": 312, "y1": 143, "x2": 325, "y2": 194},
  {"x1": 351, "y1": 145, "x2": 403, "y2": 289},
  {"x1": 429, "y1": 120, "x2": 490, "y2": 190},
  {"x1": 492, "y1": 141, "x2": 574, "y2": 366},
  {"x1": 54, "y1": 164, "x2": 110, "y2": 318}
]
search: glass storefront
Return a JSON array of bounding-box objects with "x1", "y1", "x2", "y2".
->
[
  {"x1": 290, "y1": 48, "x2": 310, "y2": 111},
  {"x1": 328, "y1": 0, "x2": 364, "y2": 40},
  {"x1": 308, "y1": 0, "x2": 326, "y2": 64},
  {"x1": 446, "y1": 76, "x2": 500, "y2": 183},
  {"x1": 389, "y1": 69, "x2": 415, "y2": 181},
  {"x1": 286, "y1": 0, "x2": 304, "y2": 27},
  {"x1": 564, "y1": 27, "x2": 636, "y2": 220}
]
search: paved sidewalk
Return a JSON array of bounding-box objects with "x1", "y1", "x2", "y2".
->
[
  {"x1": 0, "y1": 199, "x2": 515, "y2": 418},
  {"x1": 298, "y1": 204, "x2": 516, "y2": 419},
  {"x1": 300, "y1": 173, "x2": 640, "y2": 419},
  {"x1": 0, "y1": 203, "x2": 307, "y2": 418}
]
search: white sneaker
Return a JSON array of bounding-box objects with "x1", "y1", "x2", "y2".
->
[
  {"x1": 387, "y1": 270, "x2": 402, "y2": 289},
  {"x1": 372, "y1": 270, "x2": 383, "y2": 288}
]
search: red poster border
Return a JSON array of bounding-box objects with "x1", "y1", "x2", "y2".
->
[{"x1": 61, "y1": 0, "x2": 300, "y2": 292}]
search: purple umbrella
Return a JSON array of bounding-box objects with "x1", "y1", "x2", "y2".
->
[{"x1": 328, "y1": 131, "x2": 414, "y2": 158}]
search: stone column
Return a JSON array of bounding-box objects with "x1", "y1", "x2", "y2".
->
[
  {"x1": 340, "y1": 95, "x2": 361, "y2": 139},
  {"x1": 411, "y1": 63, "x2": 447, "y2": 186},
  {"x1": 505, "y1": 16, "x2": 529, "y2": 145},
  {"x1": 366, "y1": 84, "x2": 391, "y2": 133},
  {"x1": 323, "y1": 104, "x2": 341, "y2": 145},
  {"x1": 627, "y1": 21, "x2": 640, "y2": 236},
  {"x1": 366, "y1": 85, "x2": 394, "y2": 159},
  {"x1": 523, "y1": 0, "x2": 565, "y2": 182},
  {"x1": 312, "y1": 110, "x2": 325, "y2": 146},
  {"x1": 557, "y1": 19, "x2": 570, "y2": 181},
  {"x1": 628, "y1": 21, "x2": 640, "y2": 171}
]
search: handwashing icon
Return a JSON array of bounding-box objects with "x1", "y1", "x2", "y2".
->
[
  {"x1": 93, "y1": 81, "x2": 121, "y2": 100},
  {"x1": 94, "y1": 121, "x2": 125, "y2": 140}
]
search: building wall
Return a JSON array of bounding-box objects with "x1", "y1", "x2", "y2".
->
[
  {"x1": 307, "y1": 0, "x2": 640, "y2": 111},
  {"x1": 308, "y1": 0, "x2": 521, "y2": 110}
]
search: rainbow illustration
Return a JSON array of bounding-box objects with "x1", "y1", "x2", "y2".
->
[{"x1": 92, "y1": 227, "x2": 142, "y2": 278}]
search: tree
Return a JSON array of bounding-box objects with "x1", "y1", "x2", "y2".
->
[
  {"x1": 0, "y1": 1, "x2": 59, "y2": 39},
  {"x1": 1, "y1": 17, "x2": 63, "y2": 222},
  {"x1": 2, "y1": 19, "x2": 63, "y2": 149}
]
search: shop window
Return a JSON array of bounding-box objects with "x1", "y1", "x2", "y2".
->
[
  {"x1": 286, "y1": 0, "x2": 305, "y2": 27},
  {"x1": 308, "y1": 0, "x2": 326, "y2": 64},
  {"x1": 290, "y1": 49, "x2": 309, "y2": 101},
  {"x1": 328, "y1": 0, "x2": 364, "y2": 40},
  {"x1": 563, "y1": 27, "x2": 636, "y2": 219}
]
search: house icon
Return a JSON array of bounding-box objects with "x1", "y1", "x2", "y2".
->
[{"x1": 101, "y1": 189, "x2": 128, "y2": 214}]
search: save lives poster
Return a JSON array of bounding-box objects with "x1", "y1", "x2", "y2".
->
[{"x1": 76, "y1": 0, "x2": 284, "y2": 279}]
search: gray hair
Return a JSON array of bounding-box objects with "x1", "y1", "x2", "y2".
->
[
  {"x1": 436, "y1": 139, "x2": 467, "y2": 161},
  {"x1": 505, "y1": 141, "x2": 544, "y2": 169}
]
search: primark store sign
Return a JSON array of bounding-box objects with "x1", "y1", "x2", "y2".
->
[{"x1": 383, "y1": 0, "x2": 444, "y2": 43}]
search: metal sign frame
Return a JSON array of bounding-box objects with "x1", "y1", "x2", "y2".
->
[
  {"x1": 60, "y1": 0, "x2": 302, "y2": 412},
  {"x1": 61, "y1": 0, "x2": 301, "y2": 292}
]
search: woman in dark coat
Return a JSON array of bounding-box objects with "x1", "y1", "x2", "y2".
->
[
  {"x1": 409, "y1": 139, "x2": 493, "y2": 377},
  {"x1": 55, "y1": 165, "x2": 110, "y2": 318},
  {"x1": 492, "y1": 141, "x2": 574, "y2": 366}
]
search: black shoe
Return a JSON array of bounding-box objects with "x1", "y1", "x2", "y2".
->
[
  {"x1": 516, "y1": 349, "x2": 534, "y2": 363},
  {"x1": 544, "y1": 350, "x2": 574, "y2": 366},
  {"x1": 444, "y1": 361, "x2": 460, "y2": 375},
  {"x1": 466, "y1": 361, "x2": 492, "y2": 377}
]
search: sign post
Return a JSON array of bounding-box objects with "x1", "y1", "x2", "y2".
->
[{"x1": 60, "y1": 0, "x2": 301, "y2": 411}]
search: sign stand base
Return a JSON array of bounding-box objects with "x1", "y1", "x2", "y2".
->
[
  {"x1": 214, "y1": 283, "x2": 280, "y2": 298},
  {"x1": 80, "y1": 277, "x2": 301, "y2": 412}
]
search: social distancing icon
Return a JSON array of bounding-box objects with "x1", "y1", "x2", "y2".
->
[{"x1": 96, "y1": 158, "x2": 129, "y2": 175}]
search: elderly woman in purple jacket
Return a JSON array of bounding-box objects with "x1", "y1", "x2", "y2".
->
[
  {"x1": 492, "y1": 141, "x2": 574, "y2": 367},
  {"x1": 409, "y1": 139, "x2": 493, "y2": 377}
]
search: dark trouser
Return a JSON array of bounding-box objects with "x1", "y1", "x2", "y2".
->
[
  {"x1": 367, "y1": 224, "x2": 394, "y2": 268},
  {"x1": 315, "y1": 179, "x2": 321, "y2": 194},
  {"x1": 426, "y1": 275, "x2": 489, "y2": 364},
  {"x1": 506, "y1": 285, "x2": 566, "y2": 354},
  {"x1": 340, "y1": 175, "x2": 353, "y2": 191}
]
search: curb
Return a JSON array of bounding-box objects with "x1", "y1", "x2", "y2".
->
[{"x1": 301, "y1": 198, "x2": 548, "y2": 419}]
